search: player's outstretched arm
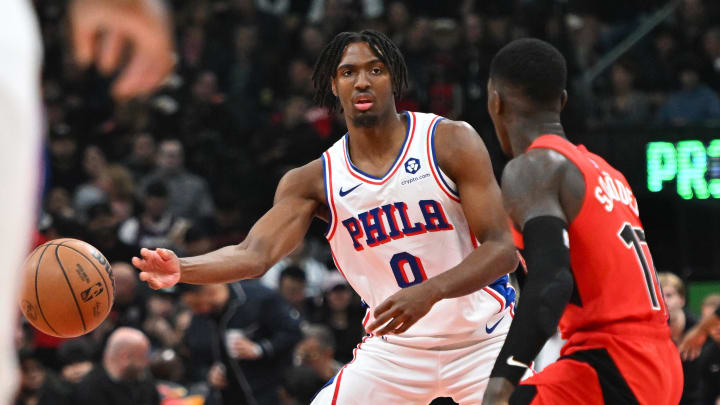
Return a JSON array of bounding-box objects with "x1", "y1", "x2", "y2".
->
[
  {"x1": 69, "y1": 0, "x2": 174, "y2": 100},
  {"x1": 483, "y1": 149, "x2": 583, "y2": 404},
  {"x1": 367, "y1": 120, "x2": 518, "y2": 336},
  {"x1": 679, "y1": 304, "x2": 720, "y2": 360},
  {"x1": 133, "y1": 160, "x2": 325, "y2": 289}
]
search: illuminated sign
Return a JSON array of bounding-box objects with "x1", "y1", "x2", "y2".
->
[{"x1": 647, "y1": 140, "x2": 720, "y2": 199}]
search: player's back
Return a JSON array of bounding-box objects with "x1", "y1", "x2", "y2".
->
[{"x1": 528, "y1": 135, "x2": 668, "y2": 338}]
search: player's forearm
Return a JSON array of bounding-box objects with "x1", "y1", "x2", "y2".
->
[
  {"x1": 424, "y1": 239, "x2": 518, "y2": 301},
  {"x1": 178, "y1": 245, "x2": 268, "y2": 284},
  {"x1": 490, "y1": 268, "x2": 573, "y2": 384}
]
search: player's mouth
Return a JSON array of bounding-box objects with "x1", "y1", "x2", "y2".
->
[{"x1": 353, "y1": 95, "x2": 374, "y2": 111}]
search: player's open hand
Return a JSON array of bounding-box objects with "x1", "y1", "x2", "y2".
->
[
  {"x1": 69, "y1": 0, "x2": 174, "y2": 100},
  {"x1": 132, "y1": 248, "x2": 180, "y2": 289},
  {"x1": 366, "y1": 283, "x2": 440, "y2": 336},
  {"x1": 679, "y1": 324, "x2": 708, "y2": 361}
]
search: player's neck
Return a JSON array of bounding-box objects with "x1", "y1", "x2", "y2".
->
[
  {"x1": 508, "y1": 113, "x2": 565, "y2": 156},
  {"x1": 346, "y1": 110, "x2": 407, "y2": 164}
]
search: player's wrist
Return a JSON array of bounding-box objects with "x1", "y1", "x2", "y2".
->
[{"x1": 422, "y1": 277, "x2": 445, "y2": 304}]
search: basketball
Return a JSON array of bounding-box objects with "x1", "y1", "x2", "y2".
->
[{"x1": 19, "y1": 238, "x2": 115, "y2": 338}]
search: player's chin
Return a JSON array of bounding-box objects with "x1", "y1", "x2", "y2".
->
[{"x1": 351, "y1": 112, "x2": 379, "y2": 128}]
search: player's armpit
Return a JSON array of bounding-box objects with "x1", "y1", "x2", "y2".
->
[
  {"x1": 419, "y1": 120, "x2": 518, "y2": 301},
  {"x1": 178, "y1": 161, "x2": 325, "y2": 284}
]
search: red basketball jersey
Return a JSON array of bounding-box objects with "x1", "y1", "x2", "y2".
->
[{"x1": 527, "y1": 135, "x2": 669, "y2": 339}]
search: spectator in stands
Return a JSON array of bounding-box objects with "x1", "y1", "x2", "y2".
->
[
  {"x1": 85, "y1": 203, "x2": 138, "y2": 263},
  {"x1": 696, "y1": 294, "x2": 720, "y2": 405},
  {"x1": 658, "y1": 272, "x2": 701, "y2": 405},
  {"x1": 73, "y1": 145, "x2": 109, "y2": 222},
  {"x1": 701, "y1": 26, "x2": 720, "y2": 91},
  {"x1": 595, "y1": 61, "x2": 651, "y2": 127},
  {"x1": 14, "y1": 348, "x2": 72, "y2": 405},
  {"x1": 295, "y1": 324, "x2": 342, "y2": 382},
  {"x1": 74, "y1": 328, "x2": 159, "y2": 405},
  {"x1": 278, "y1": 365, "x2": 326, "y2": 405},
  {"x1": 110, "y1": 262, "x2": 147, "y2": 330},
  {"x1": 119, "y1": 180, "x2": 190, "y2": 252},
  {"x1": 143, "y1": 291, "x2": 185, "y2": 349},
  {"x1": 656, "y1": 56, "x2": 720, "y2": 125},
  {"x1": 261, "y1": 239, "x2": 328, "y2": 299},
  {"x1": 57, "y1": 338, "x2": 96, "y2": 385},
  {"x1": 276, "y1": 266, "x2": 317, "y2": 319},
  {"x1": 140, "y1": 139, "x2": 215, "y2": 221},
  {"x1": 310, "y1": 273, "x2": 365, "y2": 363},
  {"x1": 180, "y1": 282, "x2": 302, "y2": 405},
  {"x1": 124, "y1": 133, "x2": 156, "y2": 182}
]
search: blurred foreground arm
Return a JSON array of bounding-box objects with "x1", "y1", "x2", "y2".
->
[{"x1": 679, "y1": 304, "x2": 720, "y2": 360}]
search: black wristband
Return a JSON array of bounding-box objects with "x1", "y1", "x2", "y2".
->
[{"x1": 490, "y1": 215, "x2": 573, "y2": 384}]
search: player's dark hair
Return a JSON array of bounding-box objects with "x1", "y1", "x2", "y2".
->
[
  {"x1": 489, "y1": 38, "x2": 567, "y2": 105},
  {"x1": 312, "y1": 30, "x2": 408, "y2": 111},
  {"x1": 280, "y1": 266, "x2": 307, "y2": 283}
]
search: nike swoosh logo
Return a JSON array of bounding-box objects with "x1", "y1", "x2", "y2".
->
[
  {"x1": 506, "y1": 355, "x2": 529, "y2": 369},
  {"x1": 339, "y1": 183, "x2": 362, "y2": 197},
  {"x1": 485, "y1": 316, "x2": 504, "y2": 334}
]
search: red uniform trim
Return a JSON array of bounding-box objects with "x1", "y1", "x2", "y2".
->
[
  {"x1": 342, "y1": 112, "x2": 416, "y2": 185},
  {"x1": 324, "y1": 151, "x2": 339, "y2": 240},
  {"x1": 426, "y1": 116, "x2": 461, "y2": 203}
]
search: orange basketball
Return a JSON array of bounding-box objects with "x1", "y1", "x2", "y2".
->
[{"x1": 19, "y1": 238, "x2": 115, "y2": 338}]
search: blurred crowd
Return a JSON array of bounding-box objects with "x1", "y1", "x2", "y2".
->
[{"x1": 17, "y1": 0, "x2": 720, "y2": 404}]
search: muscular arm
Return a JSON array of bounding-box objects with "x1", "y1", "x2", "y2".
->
[
  {"x1": 135, "y1": 160, "x2": 327, "y2": 287},
  {"x1": 367, "y1": 120, "x2": 518, "y2": 335},
  {"x1": 424, "y1": 120, "x2": 518, "y2": 299},
  {"x1": 485, "y1": 149, "x2": 584, "y2": 399}
]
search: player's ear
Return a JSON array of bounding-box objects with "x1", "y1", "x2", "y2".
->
[
  {"x1": 331, "y1": 78, "x2": 338, "y2": 98},
  {"x1": 560, "y1": 90, "x2": 568, "y2": 111},
  {"x1": 491, "y1": 89, "x2": 503, "y2": 116}
]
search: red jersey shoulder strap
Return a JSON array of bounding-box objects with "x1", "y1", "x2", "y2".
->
[{"x1": 526, "y1": 134, "x2": 595, "y2": 174}]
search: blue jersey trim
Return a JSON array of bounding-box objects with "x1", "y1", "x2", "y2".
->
[
  {"x1": 310, "y1": 374, "x2": 336, "y2": 403},
  {"x1": 488, "y1": 274, "x2": 516, "y2": 308},
  {"x1": 343, "y1": 110, "x2": 412, "y2": 180},
  {"x1": 321, "y1": 154, "x2": 333, "y2": 238},
  {"x1": 429, "y1": 117, "x2": 459, "y2": 196}
]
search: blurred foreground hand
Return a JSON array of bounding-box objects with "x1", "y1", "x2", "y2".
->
[{"x1": 70, "y1": 0, "x2": 174, "y2": 100}]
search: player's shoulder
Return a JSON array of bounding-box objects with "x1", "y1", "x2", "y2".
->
[
  {"x1": 275, "y1": 158, "x2": 325, "y2": 203},
  {"x1": 432, "y1": 118, "x2": 491, "y2": 175}
]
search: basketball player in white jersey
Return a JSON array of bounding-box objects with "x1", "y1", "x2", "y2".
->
[
  {"x1": 134, "y1": 30, "x2": 519, "y2": 404},
  {"x1": 0, "y1": 1, "x2": 172, "y2": 403}
]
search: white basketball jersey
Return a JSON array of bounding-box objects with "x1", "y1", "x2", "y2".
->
[{"x1": 322, "y1": 111, "x2": 515, "y2": 348}]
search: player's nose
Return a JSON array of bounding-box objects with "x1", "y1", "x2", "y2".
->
[{"x1": 354, "y1": 70, "x2": 371, "y2": 90}]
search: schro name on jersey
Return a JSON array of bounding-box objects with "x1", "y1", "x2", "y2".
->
[
  {"x1": 594, "y1": 170, "x2": 639, "y2": 216},
  {"x1": 341, "y1": 200, "x2": 454, "y2": 251}
]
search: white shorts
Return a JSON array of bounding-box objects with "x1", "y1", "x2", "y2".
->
[
  {"x1": 311, "y1": 328, "x2": 508, "y2": 405},
  {"x1": 0, "y1": 1, "x2": 43, "y2": 404}
]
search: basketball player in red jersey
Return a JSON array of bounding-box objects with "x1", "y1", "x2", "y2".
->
[{"x1": 481, "y1": 39, "x2": 683, "y2": 405}]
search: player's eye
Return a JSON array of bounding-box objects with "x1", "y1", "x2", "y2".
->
[
  {"x1": 372, "y1": 67, "x2": 382, "y2": 75},
  {"x1": 341, "y1": 70, "x2": 352, "y2": 77}
]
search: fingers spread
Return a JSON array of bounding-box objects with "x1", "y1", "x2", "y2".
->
[
  {"x1": 97, "y1": 29, "x2": 125, "y2": 74},
  {"x1": 375, "y1": 316, "x2": 405, "y2": 336},
  {"x1": 157, "y1": 248, "x2": 173, "y2": 261},
  {"x1": 366, "y1": 309, "x2": 397, "y2": 333}
]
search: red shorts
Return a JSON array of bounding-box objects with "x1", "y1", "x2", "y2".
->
[{"x1": 509, "y1": 330, "x2": 683, "y2": 405}]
